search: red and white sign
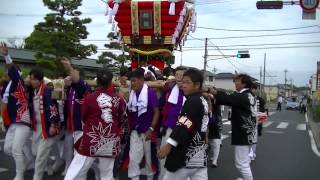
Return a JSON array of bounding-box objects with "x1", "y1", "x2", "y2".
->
[{"x1": 300, "y1": 0, "x2": 319, "y2": 13}]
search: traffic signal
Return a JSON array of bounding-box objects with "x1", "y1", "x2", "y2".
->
[
  {"x1": 256, "y1": 1, "x2": 283, "y2": 9},
  {"x1": 237, "y1": 50, "x2": 250, "y2": 58},
  {"x1": 237, "y1": 53, "x2": 250, "y2": 58}
]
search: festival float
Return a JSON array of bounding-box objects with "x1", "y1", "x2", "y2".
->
[
  {"x1": 104, "y1": 0, "x2": 197, "y2": 71},
  {"x1": 49, "y1": 0, "x2": 197, "y2": 99}
]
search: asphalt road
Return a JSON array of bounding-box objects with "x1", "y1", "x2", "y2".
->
[
  {"x1": 1, "y1": 109, "x2": 320, "y2": 180},
  {"x1": 210, "y1": 109, "x2": 320, "y2": 180}
]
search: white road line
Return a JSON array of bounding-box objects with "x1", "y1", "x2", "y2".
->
[
  {"x1": 276, "y1": 122, "x2": 289, "y2": 129},
  {"x1": 264, "y1": 130, "x2": 284, "y2": 134},
  {"x1": 308, "y1": 130, "x2": 320, "y2": 157},
  {"x1": 221, "y1": 134, "x2": 230, "y2": 141},
  {"x1": 305, "y1": 113, "x2": 309, "y2": 123},
  {"x1": 0, "y1": 168, "x2": 8, "y2": 173},
  {"x1": 263, "y1": 121, "x2": 273, "y2": 127},
  {"x1": 296, "y1": 124, "x2": 307, "y2": 131},
  {"x1": 305, "y1": 113, "x2": 320, "y2": 158},
  {"x1": 223, "y1": 121, "x2": 231, "y2": 125}
]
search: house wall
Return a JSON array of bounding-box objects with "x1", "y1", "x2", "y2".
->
[
  {"x1": 214, "y1": 79, "x2": 235, "y2": 90},
  {"x1": 264, "y1": 86, "x2": 278, "y2": 101}
]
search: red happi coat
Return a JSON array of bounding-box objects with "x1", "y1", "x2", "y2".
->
[{"x1": 76, "y1": 87, "x2": 126, "y2": 158}]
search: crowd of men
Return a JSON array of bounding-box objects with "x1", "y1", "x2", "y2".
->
[{"x1": 0, "y1": 43, "x2": 267, "y2": 180}]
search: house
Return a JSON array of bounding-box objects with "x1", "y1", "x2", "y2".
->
[
  {"x1": 202, "y1": 70, "x2": 215, "y2": 87},
  {"x1": 214, "y1": 73, "x2": 235, "y2": 91},
  {"x1": 278, "y1": 84, "x2": 293, "y2": 98},
  {"x1": 264, "y1": 85, "x2": 278, "y2": 101},
  {"x1": 0, "y1": 47, "x2": 106, "y2": 78}
]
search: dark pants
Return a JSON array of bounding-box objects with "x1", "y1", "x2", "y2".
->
[
  {"x1": 258, "y1": 123, "x2": 263, "y2": 136},
  {"x1": 277, "y1": 102, "x2": 282, "y2": 111},
  {"x1": 300, "y1": 105, "x2": 306, "y2": 114}
]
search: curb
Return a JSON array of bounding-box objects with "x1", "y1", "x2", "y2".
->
[{"x1": 306, "y1": 111, "x2": 320, "y2": 152}]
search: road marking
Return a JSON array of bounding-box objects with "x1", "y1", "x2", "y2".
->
[
  {"x1": 221, "y1": 134, "x2": 230, "y2": 141},
  {"x1": 223, "y1": 121, "x2": 231, "y2": 125},
  {"x1": 305, "y1": 113, "x2": 309, "y2": 123},
  {"x1": 305, "y1": 113, "x2": 320, "y2": 158},
  {"x1": 263, "y1": 121, "x2": 273, "y2": 127},
  {"x1": 296, "y1": 124, "x2": 307, "y2": 131},
  {"x1": 308, "y1": 130, "x2": 320, "y2": 157},
  {"x1": 0, "y1": 168, "x2": 8, "y2": 173},
  {"x1": 264, "y1": 130, "x2": 284, "y2": 134},
  {"x1": 276, "y1": 122, "x2": 289, "y2": 129}
]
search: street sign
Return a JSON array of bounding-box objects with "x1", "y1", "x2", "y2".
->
[
  {"x1": 238, "y1": 50, "x2": 249, "y2": 54},
  {"x1": 256, "y1": 1, "x2": 283, "y2": 9},
  {"x1": 302, "y1": 11, "x2": 316, "y2": 19},
  {"x1": 300, "y1": 0, "x2": 320, "y2": 12}
]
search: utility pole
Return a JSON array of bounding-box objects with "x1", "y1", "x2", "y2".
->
[
  {"x1": 203, "y1": 37, "x2": 208, "y2": 82},
  {"x1": 263, "y1": 53, "x2": 266, "y2": 95},
  {"x1": 284, "y1": 69, "x2": 288, "y2": 99},
  {"x1": 290, "y1": 78, "x2": 293, "y2": 96},
  {"x1": 260, "y1": 66, "x2": 262, "y2": 96},
  {"x1": 180, "y1": 50, "x2": 183, "y2": 66},
  {"x1": 213, "y1": 65, "x2": 217, "y2": 75}
]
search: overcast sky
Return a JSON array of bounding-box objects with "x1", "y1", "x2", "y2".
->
[{"x1": 0, "y1": 0, "x2": 319, "y2": 86}]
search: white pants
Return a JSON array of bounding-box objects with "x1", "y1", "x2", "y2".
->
[
  {"x1": 4, "y1": 124, "x2": 32, "y2": 180},
  {"x1": 234, "y1": 145, "x2": 253, "y2": 180},
  {"x1": 163, "y1": 167, "x2": 207, "y2": 180},
  {"x1": 209, "y1": 138, "x2": 222, "y2": 165},
  {"x1": 64, "y1": 152, "x2": 114, "y2": 180},
  {"x1": 33, "y1": 132, "x2": 55, "y2": 180},
  {"x1": 249, "y1": 144, "x2": 257, "y2": 161},
  {"x1": 24, "y1": 135, "x2": 35, "y2": 169},
  {"x1": 47, "y1": 132, "x2": 65, "y2": 174},
  {"x1": 62, "y1": 131, "x2": 83, "y2": 174},
  {"x1": 128, "y1": 130, "x2": 154, "y2": 179},
  {"x1": 159, "y1": 128, "x2": 173, "y2": 180}
]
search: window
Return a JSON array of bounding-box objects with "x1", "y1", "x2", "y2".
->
[
  {"x1": 209, "y1": 76, "x2": 214, "y2": 82},
  {"x1": 139, "y1": 10, "x2": 153, "y2": 29}
]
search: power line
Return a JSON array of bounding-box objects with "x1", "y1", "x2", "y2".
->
[
  {"x1": 0, "y1": 12, "x2": 106, "y2": 17},
  {"x1": 183, "y1": 41, "x2": 320, "y2": 48},
  {"x1": 265, "y1": 71, "x2": 280, "y2": 85},
  {"x1": 0, "y1": 36, "x2": 112, "y2": 42},
  {"x1": 188, "y1": 35, "x2": 206, "y2": 41},
  {"x1": 192, "y1": 31, "x2": 320, "y2": 40},
  {"x1": 182, "y1": 45, "x2": 320, "y2": 51},
  {"x1": 207, "y1": 40, "x2": 241, "y2": 72},
  {"x1": 198, "y1": 25, "x2": 320, "y2": 32},
  {"x1": 196, "y1": 0, "x2": 245, "y2": 5}
]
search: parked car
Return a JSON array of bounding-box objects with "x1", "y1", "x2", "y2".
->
[{"x1": 286, "y1": 97, "x2": 300, "y2": 110}]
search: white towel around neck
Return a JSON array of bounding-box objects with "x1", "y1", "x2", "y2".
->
[
  {"x1": 128, "y1": 84, "x2": 148, "y2": 117},
  {"x1": 168, "y1": 84, "x2": 186, "y2": 105}
]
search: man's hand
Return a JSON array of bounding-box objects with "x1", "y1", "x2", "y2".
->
[
  {"x1": 61, "y1": 57, "x2": 72, "y2": 71},
  {"x1": 158, "y1": 143, "x2": 172, "y2": 159},
  {"x1": 49, "y1": 124, "x2": 57, "y2": 136},
  {"x1": 211, "y1": 88, "x2": 218, "y2": 96},
  {"x1": 49, "y1": 123, "x2": 61, "y2": 136},
  {"x1": 0, "y1": 42, "x2": 8, "y2": 56},
  {"x1": 145, "y1": 129, "x2": 153, "y2": 141}
]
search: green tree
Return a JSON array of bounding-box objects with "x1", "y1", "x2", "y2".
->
[
  {"x1": 98, "y1": 32, "x2": 130, "y2": 72},
  {"x1": 25, "y1": 0, "x2": 97, "y2": 77}
]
